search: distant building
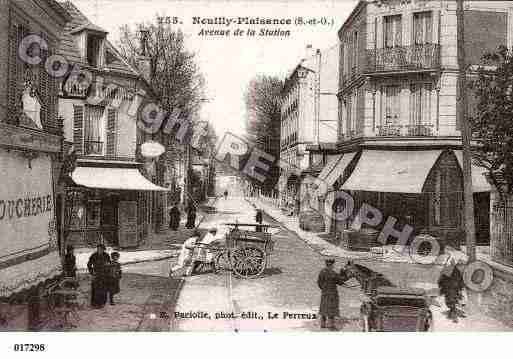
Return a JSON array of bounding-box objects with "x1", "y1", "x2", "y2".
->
[{"x1": 279, "y1": 45, "x2": 339, "y2": 214}]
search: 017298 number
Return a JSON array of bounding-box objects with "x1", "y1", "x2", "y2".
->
[{"x1": 13, "y1": 344, "x2": 46, "y2": 352}]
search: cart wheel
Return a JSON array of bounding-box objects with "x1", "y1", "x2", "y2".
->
[
  {"x1": 231, "y1": 246, "x2": 265, "y2": 279},
  {"x1": 214, "y1": 251, "x2": 231, "y2": 273}
]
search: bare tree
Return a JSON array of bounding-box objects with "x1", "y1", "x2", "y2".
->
[{"x1": 117, "y1": 19, "x2": 205, "y2": 117}]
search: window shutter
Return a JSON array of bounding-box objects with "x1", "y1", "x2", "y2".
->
[
  {"x1": 106, "y1": 108, "x2": 117, "y2": 155},
  {"x1": 73, "y1": 105, "x2": 84, "y2": 154},
  {"x1": 7, "y1": 20, "x2": 28, "y2": 125}
]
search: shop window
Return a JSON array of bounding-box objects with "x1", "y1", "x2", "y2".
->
[{"x1": 86, "y1": 200, "x2": 101, "y2": 228}]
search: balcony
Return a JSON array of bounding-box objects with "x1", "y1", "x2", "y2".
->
[
  {"x1": 376, "y1": 124, "x2": 434, "y2": 137},
  {"x1": 365, "y1": 44, "x2": 440, "y2": 74},
  {"x1": 84, "y1": 140, "x2": 104, "y2": 155}
]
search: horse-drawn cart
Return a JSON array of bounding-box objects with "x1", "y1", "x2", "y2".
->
[{"x1": 214, "y1": 222, "x2": 278, "y2": 279}]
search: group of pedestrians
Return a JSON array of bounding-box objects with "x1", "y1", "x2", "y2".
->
[
  {"x1": 61, "y1": 244, "x2": 122, "y2": 309},
  {"x1": 169, "y1": 203, "x2": 197, "y2": 231},
  {"x1": 86, "y1": 244, "x2": 122, "y2": 308}
]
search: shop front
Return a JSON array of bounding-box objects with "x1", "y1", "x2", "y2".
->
[
  {"x1": 63, "y1": 162, "x2": 169, "y2": 249},
  {"x1": 0, "y1": 125, "x2": 62, "y2": 329},
  {"x1": 336, "y1": 149, "x2": 491, "y2": 251}
]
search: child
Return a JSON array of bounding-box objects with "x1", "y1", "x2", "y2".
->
[{"x1": 108, "y1": 252, "x2": 122, "y2": 305}]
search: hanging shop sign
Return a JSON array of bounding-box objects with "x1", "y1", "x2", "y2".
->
[
  {"x1": 0, "y1": 150, "x2": 61, "y2": 298},
  {"x1": 140, "y1": 141, "x2": 165, "y2": 159}
]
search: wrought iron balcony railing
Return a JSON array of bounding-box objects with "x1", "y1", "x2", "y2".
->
[
  {"x1": 365, "y1": 44, "x2": 440, "y2": 73},
  {"x1": 377, "y1": 124, "x2": 403, "y2": 137},
  {"x1": 84, "y1": 140, "x2": 104, "y2": 155},
  {"x1": 405, "y1": 124, "x2": 434, "y2": 137},
  {"x1": 376, "y1": 124, "x2": 434, "y2": 137}
]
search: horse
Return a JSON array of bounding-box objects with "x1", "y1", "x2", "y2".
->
[{"x1": 343, "y1": 261, "x2": 395, "y2": 294}]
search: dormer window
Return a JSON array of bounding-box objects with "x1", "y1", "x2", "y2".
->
[
  {"x1": 71, "y1": 23, "x2": 108, "y2": 68},
  {"x1": 86, "y1": 34, "x2": 103, "y2": 67}
]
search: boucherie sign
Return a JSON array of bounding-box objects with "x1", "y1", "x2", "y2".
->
[
  {"x1": 0, "y1": 150, "x2": 61, "y2": 298},
  {"x1": 0, "y1": 194, "x2": 53, "y2": 221}
]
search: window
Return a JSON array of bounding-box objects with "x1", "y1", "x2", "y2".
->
[
  {"x1": 410, "y1": 83, "x2": 432, "y2": 126},
  {"x1": 86, "y1": 34, "x2": 103, "y2": 67},
  {"x1": 383, "y1": 85, "x2": 401, "y2": 125},
  {"x1": 353, "y1": 31, "x2": 359, "y2": 71},
  {"x1": 86, "y1": 200, "x2": 101, "y2": 228},
  {"x1": 413, "y1": 12, "x2": 433, "y2": 45},
  {"x1": 384, "y1": 15, "x2": 402, "y2": 48},
  {"x1": 84, "y1": 105, "x2": 105, "y2": 155}
]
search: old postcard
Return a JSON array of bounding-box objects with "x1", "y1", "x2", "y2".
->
[{"x1": 1, "y1": 0, "x2": 513, "y2": 351}]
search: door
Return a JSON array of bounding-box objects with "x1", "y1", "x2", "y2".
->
[{"x1": 118, "y1": 201, "x2": 138, "y2": 248}]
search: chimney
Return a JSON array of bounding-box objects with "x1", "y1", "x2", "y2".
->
[
  {"x1": 137, "y1": 29, "x2": 151, "y2": 82},
  {"x1": 302, "y1": 44, "x2": 315, "y2": 62}
]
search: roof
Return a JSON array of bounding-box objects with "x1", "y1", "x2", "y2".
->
[{"x1": 57, "y1": 1, "x2": 140, "y2": 77}]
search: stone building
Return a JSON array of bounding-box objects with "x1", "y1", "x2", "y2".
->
[
  {"x1": 0, "y1": 0, "x2": 70, "y2": 329},
  {"x1": 279, "y1": 45, "x2": 339, "y2": 215},
  {"x1": 310, "y1": 0, "x2": 513, "y2": 250}
]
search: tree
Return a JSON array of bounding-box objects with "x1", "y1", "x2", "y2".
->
[
  {"x1": 117, "y1": 20, "x2": 204, "y2": 117},
  {"x1": 244, "y1": 75, "x2": 283, "y2": 194},
  {"x1": 469, "y1": 45, "x2": 513, "y2": 198}
]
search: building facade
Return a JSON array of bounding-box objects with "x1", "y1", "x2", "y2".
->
[
  {"x1": 0, "y1": 0, "x2": 70, "y2": 329},
  {"x1": 279, "y1": 45, "x2": 339, "y2": 215},
  {"x1": 57, "y1": 1, "x2": 168, "y2": 250},
  {"x1": 311, "y1": 0, "x2": 512, "y2": 249}
]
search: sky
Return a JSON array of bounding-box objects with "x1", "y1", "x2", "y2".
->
[{"x1": 74, "y1": 0, "x2": 358, "y2": 136}]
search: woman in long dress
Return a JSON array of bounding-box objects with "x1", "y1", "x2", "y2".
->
[{"x1": 87, "y1": 244, "x2": 111, "y2": 308}]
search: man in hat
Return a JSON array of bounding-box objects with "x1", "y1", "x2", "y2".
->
[{"x1": 317, "y1": 258, "x2": 349, "y2": 330}]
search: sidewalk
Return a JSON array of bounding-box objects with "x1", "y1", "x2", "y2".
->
[{"x1": 41, "y1": 272, "x2": 183, "y2": 331}]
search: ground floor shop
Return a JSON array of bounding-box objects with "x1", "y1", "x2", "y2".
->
[
  {"x1": 0, "y1": 125, "x2": 62, "y2": 330},
  {"x1": 303, "y1": 148, "x2": 492, "y2": 251},
  {"x1": 63, "y1": 161, "x2": 168, "y2": 249}
]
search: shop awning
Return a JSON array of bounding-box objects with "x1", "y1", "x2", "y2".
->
[
  {"x1": 453, "y1": 151, "x2": 492, "y2": 192},
  {"x1": 324, "y1": 152, "x2": 357, "y2": 187},
  {"x1": 71, "y1": 166, "x2": 169, "y2": 191},
  {"x1": 341, "y1": 150, "x2": 443, "y2": 193}
]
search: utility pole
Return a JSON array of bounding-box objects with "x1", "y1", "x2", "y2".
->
[{"x1": 457, "y1": 0, "x2": 476, "y2": 261}]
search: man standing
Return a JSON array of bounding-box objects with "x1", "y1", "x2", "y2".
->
[
  {"x1": 169, "y1": 204, "x2": 181, "y2": 231},
  {"x1": 255, "y1": 209, "x2": 263, "y2": 232},
  {"x1": 317, "y1": 258, "x2": 348, "y2": 330},
  {"x1": 438, "y1": 258, "x2": 465, "y2": 322},
  {"x1": 87, "y1": 244, "x2": 111, "y2": 308}
]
